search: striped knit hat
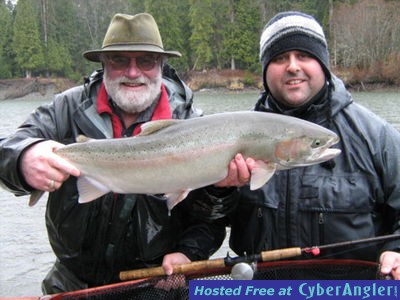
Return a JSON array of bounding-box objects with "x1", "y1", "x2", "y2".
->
[{"x1": 260, "y1": 11, "x2": 330, "y2": 90}]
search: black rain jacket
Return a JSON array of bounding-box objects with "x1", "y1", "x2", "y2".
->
[{"x1": 229, "y1": 75, "x2": 400, "y2": 262}]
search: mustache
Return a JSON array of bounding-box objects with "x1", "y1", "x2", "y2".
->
[
  {"x1": 117, "y1": 77, "x2": 149, "y2": 85},
  {"x1": 283, "y1": 73, "x2": 308, "y2": 81}
]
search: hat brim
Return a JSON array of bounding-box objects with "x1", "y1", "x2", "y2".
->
[{"x1": 83, "y1": 44, "x2": 181, "y2": 62}]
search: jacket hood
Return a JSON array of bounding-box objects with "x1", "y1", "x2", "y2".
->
[{"x1": 329, "y1": 74, "x2": 353, "y2": 117}]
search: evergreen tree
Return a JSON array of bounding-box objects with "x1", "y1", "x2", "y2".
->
[
  {"x1": 189, "y1": 0, "x2": 215, "y2": 70},
  {"x1": 125, "y1": 0, "x2": 146, "y2": 13},
  {"x1": 211, "y1": 0, "x2": 232, "y2": 69},
  {"x1": 52, "y1": 1, "x2": 90, "y2": 79},
  {"x1": 145, "y1": 0, "x2": 191, "y2": 72},
  {"x1": 222, "y1": 0, "x2": 260, "y2": 71},
  {"x1": 12, "y1": 0, "x2": 45, "y2": 78},
  {"x1": 0, "y1": 0, "x2": 13, "y2": 78},
  {"x1": 46, "y1": 38, "x2": 72, "y2": 77}
]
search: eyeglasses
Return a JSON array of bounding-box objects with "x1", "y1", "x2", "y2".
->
[{"x1": 101, "y1": 54, "x2": 160, "y2": 71}]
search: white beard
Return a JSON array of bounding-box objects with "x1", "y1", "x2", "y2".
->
[{"x1": 103, "y1": 70, "x2": 162, "y2": 114}]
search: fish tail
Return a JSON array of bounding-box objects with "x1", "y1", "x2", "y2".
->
[{"x1": 29, "y1": 190, "x2": 45, "y2": 206}]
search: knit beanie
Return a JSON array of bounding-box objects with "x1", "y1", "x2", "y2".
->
[{"x1": 260, "y1": 11, "x2": 330, "y2": 91}]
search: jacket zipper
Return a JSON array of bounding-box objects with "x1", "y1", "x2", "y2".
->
[
  {"x1": 318, "y1": 212, "x2": 325, "y2": 244},
  {"x1": 257, "y1": 207, "x2": 263, "y2": 218},
  {"x1": 285, "y1": 172, "x2": 291, "y2": 246}
]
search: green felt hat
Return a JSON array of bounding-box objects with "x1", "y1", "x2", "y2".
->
[{"x1": 83, "y1": 13, "x2": 181, "y2": 62}]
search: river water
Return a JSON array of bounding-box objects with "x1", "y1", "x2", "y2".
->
[{"x1": 0, "y1": 90, "x2": 399, "y2": 297}]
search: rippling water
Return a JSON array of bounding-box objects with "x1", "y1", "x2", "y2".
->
[{"x1": 0, "y1": 90, "x2": 399, "y2": 297}]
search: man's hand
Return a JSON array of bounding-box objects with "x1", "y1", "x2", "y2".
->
[
  {"x1": 215, "y1": 154, "x2": 256, "y2": 188},
  {"x1": 149, "y1": 253, "x2": 190, "y2": 290},
  {"x1": 20, "y1": 140, "x2": 80, "y2": 192},
  {"x1": 161, "y1": 252, "x2": 191, "y2": 276},
  {"x1": 379, "y1": 251, "x2": 400, "y2": 279}
]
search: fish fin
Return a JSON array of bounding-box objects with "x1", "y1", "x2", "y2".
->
[
  {"x1": 77, "y1": 176, "x2": 110, "y2": 203},
  {"x1": 139, "y1": 119, "x2": 181, "y2": 136},
  {"x1": 250, "y1": 161, "x2": 276, "y2": 190},
  {"x1": 165, "y1": 189, "x2": 192, "y2": 211},
  {"x1": 76, "y1": 135, "x2": 96, "y2": 143},
  {"x1": 29, "y1": 190, "x2": 46, "y2": 206}
]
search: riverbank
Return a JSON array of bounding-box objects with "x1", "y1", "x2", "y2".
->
[
  {"x1": 0, "y1": 77, "x2": 75, "y2": 100},
  {"x1": 0, "y1": 70, "x2": 398, "y2": 100}
]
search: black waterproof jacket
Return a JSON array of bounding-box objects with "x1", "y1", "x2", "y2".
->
[
  {"x1": 0, "y1": 65, "x2": 230, "y2": 292},
  {"x1": 229, "y1": 75, "x2": 400, "y2": 261}
]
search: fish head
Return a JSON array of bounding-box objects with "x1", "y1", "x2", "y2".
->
[{"x1": 275, "y1": 130, "x2": 341, "y2": 168}]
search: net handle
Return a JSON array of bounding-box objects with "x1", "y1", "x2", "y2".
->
[
  {"x1": 119, "y1": 247, "x2": 303, "y2": 281},
  {"x1": 119, "y1": 258, "x2": 226, "y2": 281},
  {"x1": 260, "y1": 247, "x2": 302, "y2": 261}
]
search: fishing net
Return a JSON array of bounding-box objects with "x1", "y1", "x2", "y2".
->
[{"x1": 47, "y1": 259, "x2": 384, "y2": 300}]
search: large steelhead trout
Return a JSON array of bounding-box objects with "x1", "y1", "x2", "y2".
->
[{"x1": 29, "y1": 111, "x2": 341, "y2": 210}]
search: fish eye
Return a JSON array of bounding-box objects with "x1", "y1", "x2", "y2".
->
[{"x1": 311, "y1": 139, "x2": 322, "y2": 148}]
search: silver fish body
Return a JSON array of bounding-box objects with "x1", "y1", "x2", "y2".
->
[{"x1": 30, "y1": 111, "x2": 341, "y2": 209}]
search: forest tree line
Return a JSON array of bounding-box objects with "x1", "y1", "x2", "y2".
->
[{"x1": 0, "y1": 0, "x2": 399, "y2": 86}]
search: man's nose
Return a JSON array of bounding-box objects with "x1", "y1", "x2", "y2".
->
[
  {"x1": 124, "y1": 59, "x2": 142, "y2": 78},
  {"x1": 287, "y1": 55, "x2": 301, "y2": 73}
]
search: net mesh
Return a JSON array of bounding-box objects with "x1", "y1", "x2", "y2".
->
[{"x1": 49, "y1": 259, "x2": 383, "y2": 300}]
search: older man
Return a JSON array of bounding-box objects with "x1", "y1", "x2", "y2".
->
[{"x1": 0, "y1": 13, "x2": 243, "y2": 293}]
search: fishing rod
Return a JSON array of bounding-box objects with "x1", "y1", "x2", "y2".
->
[{"x1": 119, "y1": 233, "x2": 400, "y2": 281}]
